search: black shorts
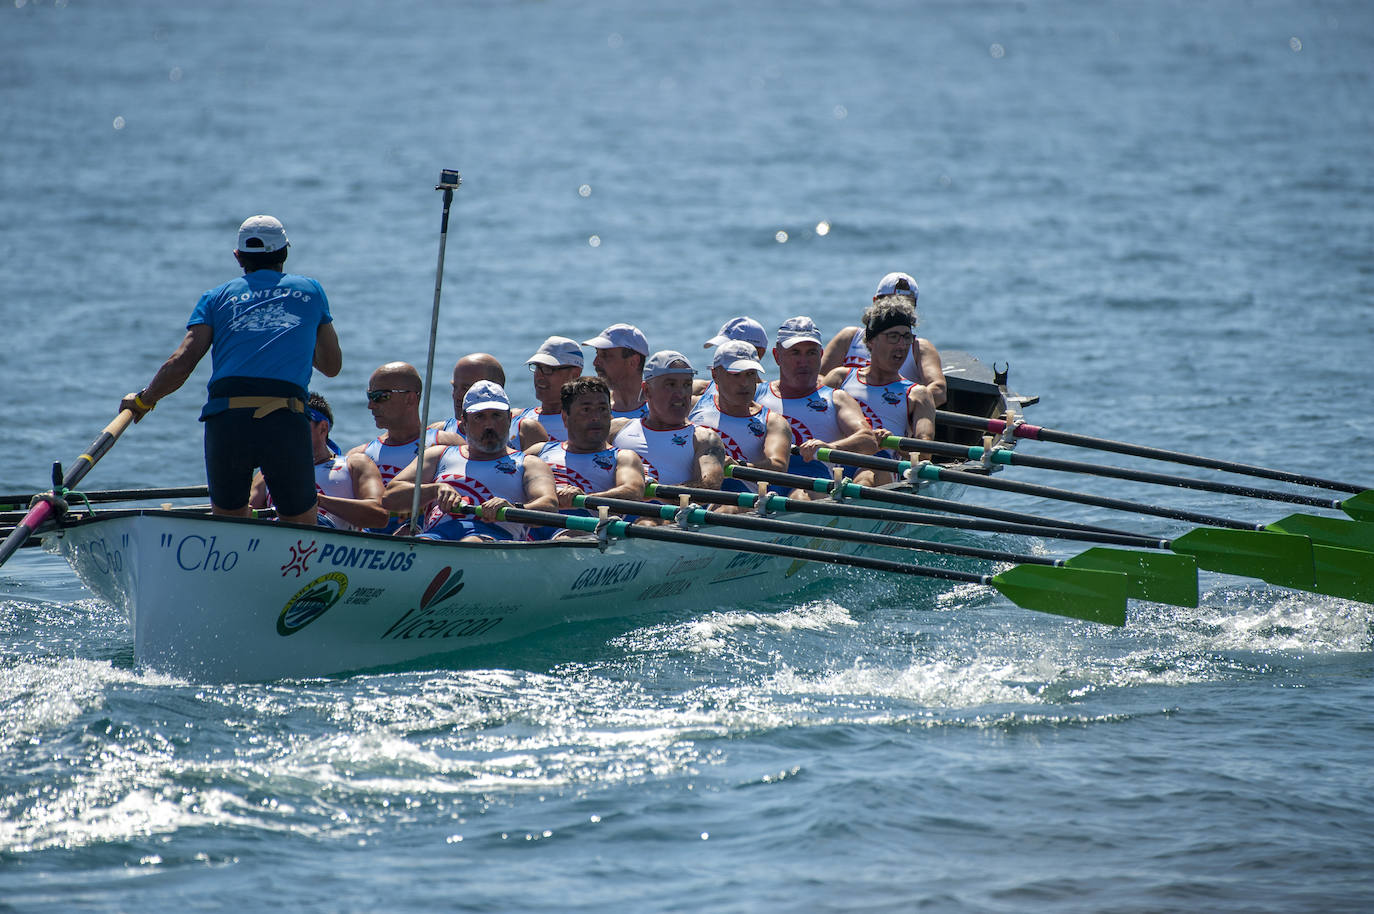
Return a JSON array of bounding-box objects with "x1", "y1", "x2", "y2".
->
[{"x1": 202, "y1": 378, "x2": 315, "y2": 515}]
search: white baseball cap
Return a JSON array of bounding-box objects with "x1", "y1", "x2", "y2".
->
[
  {"x1": 775, "y1": 316, "x2": 823, "y2": 349},
  {"x1": 704, "y1": 316, "x2": 768, "y2": 351},
  {"x1": 526, "y1": 336, "x2": 585, "y2": 369},
  {"x1": 712, "y1": 340, "x2": 766, "y2": 375},
  {"x1": 462, "y1": 380, "x2": 511, "y2": 413},
  {"x1": 874, "y1": 271, "x2": 918, "y2": 302},
  {"x1": 643, "y1": 350, "x2": 697, "y2": 380},
  {"x1": 236, "y1": 215, "x2": 289, "y2": 254},
  {"x1": 582, "y1": 323, "x2": 649, "y2": 356}
]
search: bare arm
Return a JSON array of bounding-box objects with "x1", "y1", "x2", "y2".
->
[
  {"x1": 819, "y1": 327, "x2": 861, "y2": 376},
  {"x1": 905, "y1": 385, "x2": 937, "y2": 443},
  {"x1": 314, "y1": 322, "x2": 342, "y2": 377},
  {"x1": 119, "y1": 324, "x2": 213, "y2": 420},
  {"x1": 381, "y1": 443, "x2": 448, "y2": 513},
  {"x1": 820, "y1": 366, "x2": 848, "y2": 390},
  {"x1": 316, "y1": 454, "x2": 388, "y2": 529},
  {"x1": 917, "y1": 338, "x2": 947, "y2": 407},
  {"x1": 690, "y1": 428, "x2": 726, "y2": 490},
  {"x1": 519, "y1": 415, "x2": 550, "y2": 451},
  {"x1": 601, "y1": 451, "x2": 646, "y2": 501},
  {"x1": 759, "y1": 411, "x2": 792, "y2": 473}
]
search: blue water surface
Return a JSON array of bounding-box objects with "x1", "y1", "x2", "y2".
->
[{"x1": 2, "y1": 1, "x2": 1372, "y2": 911}]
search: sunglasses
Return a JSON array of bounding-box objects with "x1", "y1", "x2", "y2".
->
[{"x1": 366, "y1": 388, "x2": 415, "y2": 403}]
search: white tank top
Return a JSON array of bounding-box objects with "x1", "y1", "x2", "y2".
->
[
  {"x1": 755, "y1": 382, "x2": 847, "y2": 445},
  {"x1": 612, "y1": 419, "x2": 696, "y2": 485},
  {"x1": 313, "y1": 454, "x2": 357, "y2": 531},
  {"x1": 842, "y1": 331, "x2": 922, "y2": 381},
  {"x1": 426, "y1": 446, "x2": 528, "y2": 538},
  {"x1": 509, "y1": 406, "x2": 567, "y2": 447},
  {"x1": 838, "y1": 368, "x2": 916, "y2": 435},
  {"x1": 363, "y1": 429, "x2": 439, "y2": 484},
  {"x1": 687, "y1": 395, "x2": 771, "y2": 464},
  {"x1": 538, "y1": 441, "x2": 619, "y2": 494}
]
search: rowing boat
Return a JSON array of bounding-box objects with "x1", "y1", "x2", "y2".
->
[{"x1": 33, "y1": 353, "x2": 1022, "y2": 681}]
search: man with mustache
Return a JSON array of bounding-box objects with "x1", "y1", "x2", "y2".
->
[
  {"x1": 384, "y1": 381, "x2": 557, "y2": 542},
  {"x1": 611, "y1": 351, "x2": 725, "y2": 489}
]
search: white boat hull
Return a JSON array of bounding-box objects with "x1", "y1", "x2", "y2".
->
[{"x1": 47, "y1": 495, "x2": 953, "y2": 681}]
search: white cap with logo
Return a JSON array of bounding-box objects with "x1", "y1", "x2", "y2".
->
[
  {"x1": 775, "y1": 316, "x2": 823, "y2": 349},
  {"x1": 236, "y1": 215, "x2": 290, "y2": 254},
  {"x1": 874, "y1": 271, "x2": 918, "y2": 302},
  {"x1": 712, "y1": 340, "x2": 766, "y2": 375},
  {"x1": 462, "y1": 380, "x2": 511, "y2": 413},
  {"x1": 704, "y1": 316, "x2": 769, "y2": 351},
  {"x1": 582, "y1": 323, "x2": 649, "y2": 356},
  {"x1": 526, "y1": 336, "x2": 585, "y2": 369},
  {"x1": 643, "y1": 350, "x2": 697, "y2": 380}
]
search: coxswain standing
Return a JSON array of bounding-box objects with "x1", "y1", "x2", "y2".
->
[
  {"x1": 119, "y1": 215, "x2": 341, "y2": 525},
  {"x1": 250, "y1": 393, "x2": 386, "y2": 530},
  {"x1": 384, "y1": 381, "x2": 557, "y2": 542},
  {"x1": 818, "y1": 272, "x2": 947, "y2": 407}
]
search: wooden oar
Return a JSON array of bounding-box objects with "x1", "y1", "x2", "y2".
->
[
  {"x1": 0, "y1": 410, "x2": 135, "y2": 568},
  {"x1": 465, "y1": 504, "x2": 1132, "y2": 625},
  {"x1": 883, "y1": 435, "x2": 1346, "y2": 510},
  {"x1": 0, "y1": 485, "x2": 209, "y2": 511},
  {"x1": 812, "y1": 447, "x2": 1374, "y2": 605},
  {"x1": 580, "y1": 492, "x2": 1199, "y2": 608},
  {"x1": 936, "y1": 408, "x2": 1372, "y2": 497}
]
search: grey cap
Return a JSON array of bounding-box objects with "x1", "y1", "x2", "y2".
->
[{"x1": 642, "y1": 350, "x2": 697, "y2": 380}]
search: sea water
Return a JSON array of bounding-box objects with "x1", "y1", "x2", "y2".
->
[{"x1": 2, "y1": 1, "x2": 1372, "y2": 910}]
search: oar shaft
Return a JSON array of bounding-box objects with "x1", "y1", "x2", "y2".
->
[
  {"x1": 885, "y1": 435, "x2": 1345, "y2": 510},
  {"x1": 0, "y1": 410, "x2": 136, "y2": 568},
  {"x1": 489, "y1": 504, "x2": 992, "y2": 585},
  {"x1": 724, "y1": 464, "x2": 1141, "y2": 538},
  {"x1": 817, "y1": 448, "x2": 1262, "y2": 532},
  {"x1": 574, "y1": 494, "x2": 1063, "y2": 567},
  {"x1": 0, "y1": 485, "x2": 210, "y2": 510},
  {"x1": 647, "y1": 482, "x2": 1167, "y2": 549},
  {"x1": 936, "y1": 409, "x2": 1367, "y2": 494}
]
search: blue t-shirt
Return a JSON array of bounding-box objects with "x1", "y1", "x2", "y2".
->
[{"x1": 188, "y1": 270, "x2": 332, "y2": 394}]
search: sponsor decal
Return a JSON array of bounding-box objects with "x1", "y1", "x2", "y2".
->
[
  {"x1": 281, "y1": 539, "x2": 318, "y2": 577},
  {"x1": 671, "y1": 433, "x2": 689, "y2": 446},
  {"x1": 343, "y1": 586, "x2": 385, "y2": 606},
  {"x1": 637, "y1": 578, "x2": 693, "y2": 601},
  {"x1": 317, "y1": 542, "x2": 416, "y2": 572},
  {"x1": 805, "y1": 395, "x2": 829, "y2": 413},
  {"x1": 494, "y1": 457, "x2": 518, "y2": 475},
  {"x1": 882, "y1": 389, "x2": 903, "y2": 405},
  {"x1": 666, "y1": 555, "x2": 713, "y2": 577},
  {"x1": 569, "y1": 560, "x2": 645, "y2": 592},
  {"x1": 593, "y1": 450, "x2": 616, "y2": 469},
  {"x1": 378, "y1": 566, "x2": 509, "y2": 642},
  {"x1": 277, "y1": 572, "x2": 348, "y2": 636},
  {"x1": 747, "y1": 416, "x2": 766, "y2": 437}
]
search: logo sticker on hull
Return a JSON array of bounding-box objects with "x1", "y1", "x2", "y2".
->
[{"x1": 278, "y1": 572, "x2": 348, "y2": 636}]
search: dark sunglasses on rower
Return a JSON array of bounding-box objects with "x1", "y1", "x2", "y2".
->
[{"x1": 366, "y1": 388, "x2": 414, "y2": 403}]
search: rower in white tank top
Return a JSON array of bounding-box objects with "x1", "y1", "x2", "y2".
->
[
  {"x1": 837, "y1": 368, "x2": 917, "y2": 436},
  {"x1": 755, "y1": 382, "x2": 846, "y2": 447},
  {"x1": 537, "y1": 440, "x2": 619, "y2": 493},
  {"x1": 423, "y1": 445, "x2": 529, "y2": 539},
  {"x1": 687, "y1": 395, "x2": 772, "y2": 465},
  {"x1": 509, "y1": 406, "x2": 567, "y2": 448},
  {"x1": 363, "y1": 429, "x2": 440, "y2": 485},
  {"x1": 312, "y1": 453, "x2": 358, "y2": 531},
  {"x1": 612, "y1": 419, "x2": 696, "y2": 484}
]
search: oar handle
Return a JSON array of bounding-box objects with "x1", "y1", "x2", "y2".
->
[{"x1": 935, "y1": 408, "x2": 1368, "y2": 494}]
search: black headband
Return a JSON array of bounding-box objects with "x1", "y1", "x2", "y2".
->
[{"x1": 864, "y1": 310, "x2": 915, "y2": 341}]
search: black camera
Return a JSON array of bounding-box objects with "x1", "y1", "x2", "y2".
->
[{"x1": 437, "y1": 169, "x2": 461, "y2": 190}]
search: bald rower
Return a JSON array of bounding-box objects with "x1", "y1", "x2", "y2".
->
[{"x1": 431, "y1": 352, "x2": 507, "y2": 440}]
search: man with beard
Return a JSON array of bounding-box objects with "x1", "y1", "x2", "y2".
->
[
  {"x1": 611, "y1": 351, "x2": 725, "y2": 489},
  {"x1": 529, "y1": 376, "x2": 645, "y2": 538},
  {"x1": 384, "y1": 381, "x2": 557, "y2": 542}
]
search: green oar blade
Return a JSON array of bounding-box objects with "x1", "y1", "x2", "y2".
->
[
  {"x1": 1065, "y1": 548, "x2": 1199, "y2": 608},
  {"x1": 1265, "y1": 513, "x2": 1374, "y2": 552},
  {"x1": 990, "y1": 564, "x2": 1128, "y2": 626},
  {"x1": 1310, "y1": 544, "x2": 1374, "y2": 605},
  {"x1": 1170, "y1": 528, "x2": 1314, "y2": 588},
  {"x1": 1339, "y1": 490, "x2": 1374, "y2": 523}
]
